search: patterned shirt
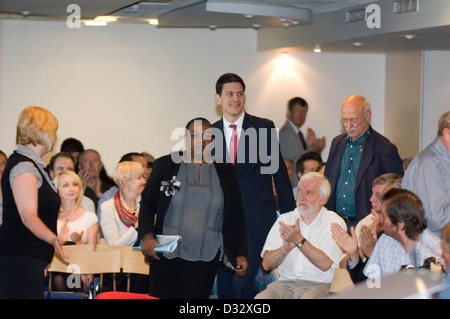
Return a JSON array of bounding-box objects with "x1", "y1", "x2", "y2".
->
[
  {"x1": 336, "y1": 131, "x2": 369, "y2": 218},
  {"x1": 363, "y1": 228, "x2": 442, "y2": 279}
]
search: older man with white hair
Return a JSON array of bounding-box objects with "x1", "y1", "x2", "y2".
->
[{"x1": 255, "y1": 172, "x2": 346, "y2": 299}]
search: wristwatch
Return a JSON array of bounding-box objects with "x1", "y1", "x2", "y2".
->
[{"x1": 296, "y1": 237, "x2": 306, "y2": 249}]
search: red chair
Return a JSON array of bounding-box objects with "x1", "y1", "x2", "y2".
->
[{"x1": 95, "y1": 291, "x2": 158, "y2": 299}]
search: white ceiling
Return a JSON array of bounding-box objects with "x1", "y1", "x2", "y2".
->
[{"x1": 0, "y1": 0, "x2": 449, "y2": 53}]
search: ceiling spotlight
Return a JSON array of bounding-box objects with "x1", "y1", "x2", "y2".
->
[
  {"x1": 313, "y1": 45, "x2": 322, "y2": 53},
  {"x1": 209, "y1": 25, "x2": 217, "y2": 30},
  {"x1": 244, "y1": 14, "x2": 254, "y2": 19},
  {"x1": 84, "y1": 20, "x2": 107, "y2": 26},
  {"x1": 252, "y1": 24, "x2": 261, "y2": 30},
  {"x1": 404, "y1": 34, "x2": 415, "y2": 40},
  {"x1": 353, "y1": 42, "x2": 362, "y2": 47},
  {"x1": 283, "y1": 22, "x2": 290, "y2": 27},
  {"x1": 148, "y1": 19, "x2": 159, "y2": 26},
  {"x1": 291, "y1": 20, "x2": 300, "y2": 26},
  {"x1": 95, "y1": 16, "x2": 117, "y2": 22},
  {"x1": 279, "y1": 17, "x2": 287, "y2": 22}
]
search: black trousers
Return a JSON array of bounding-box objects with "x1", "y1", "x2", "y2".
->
[
  {"x1": 0, "y1": 256, "x2": 48, "y2": 299},
  {"x1": 149, "y1": 251, "x2": 220, "y2": 299}
]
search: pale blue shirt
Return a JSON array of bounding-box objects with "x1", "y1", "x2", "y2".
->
[
  {"x1": 402, "y1": 137, "x2": 450, "y2": 236},
  {"x1": 364, "y1": 228, "x2": 442, "y2": 279}
]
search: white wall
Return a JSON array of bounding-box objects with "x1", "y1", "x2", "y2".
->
[
  {"x1": 422, "y1": 51, "x2": 450, "y2": 150},
  {"x1": 0, "y1": 19, "x2": 387, "y2": 173}
]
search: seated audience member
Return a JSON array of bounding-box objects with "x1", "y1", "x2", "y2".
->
[
  {"x1": 331, "y1": 173, "x2": 402, "y2": 282},
  {"x1": 0, "y1": 150, "x2": 7, "y2": 226},
  {"x1": 402, "y1": 111, "x2": 450, "y2": 236},
  {"x1": 315, "y1": 162, "x2": 326, "y2": 175},
  {"x1": 141, "y1": 151, "x2": 155, "y2": 170},
  {"x1": 100, "y1": 161, "x2": 148, "y2": 293},
  {"x1": 47, "y1": 152, "x2": 95, "y2": 213},
  {"x1": 60, "y1": 138, "x2": 85, "y2": 170},
  {"x1": 293, "y1": 152, "x2": 323, "y2": 199},
  {"x1": 283, "y1": 158, "x2": 295, "y2": 187},
  {"x1": 255, "y1": 172, "x2": 346, "y2": 299},
  {"x1": 363, "y1": 188, "x2": 442, "y2": 279},
  {"x1": 78, "y1": 149, "x2": 115, "y2": 210},
  {"x1": 438, "y1": 224, "x2": 450, "y2": 298},
  {"x1": 97, "y1": 152, "x2": 149, "y2": 225},
  {"x1": 52, "y1": 171, "x2": 99, "y2": 291}
]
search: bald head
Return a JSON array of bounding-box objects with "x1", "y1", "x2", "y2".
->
[{"x1": 341, "y1": 94, "x2": 371, "y2": 141}]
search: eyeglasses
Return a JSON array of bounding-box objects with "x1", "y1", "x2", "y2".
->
[{"x1": 340, "y1": 112, "x2": 368, "y2": 125}]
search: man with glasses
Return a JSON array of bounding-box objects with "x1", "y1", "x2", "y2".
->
[{"x1": 324, "y1": 94, "x2": 403, "y2": 229}]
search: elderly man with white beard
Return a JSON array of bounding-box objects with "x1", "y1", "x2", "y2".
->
[{"x1": 255, "y1": 172, "x2": 346, "y2": 299}]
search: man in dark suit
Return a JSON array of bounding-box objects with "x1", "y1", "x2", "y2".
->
[
  {"x1": 324, "y1": 94, "x2": 404, "y2": 229},
  {"x1": 212, "y1": 73, "x2": 296, "y2": 299}
]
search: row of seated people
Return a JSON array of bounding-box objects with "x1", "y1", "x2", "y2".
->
[
  {"x1": 1, "y1": 145, "x2": 449, "y2": 298},
  {"x1": 0, "y1": 109, "x2": 448, "y2": 299}
]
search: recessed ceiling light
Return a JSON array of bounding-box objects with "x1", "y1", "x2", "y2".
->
[
  {"x1": 353, "y1": 42, "x2": 362, "y2": 47},
  {"x1": 148, "y1": 19, "x2": 159, "y2": 25},
  {"x1": 404, "y1": 34, "x2": 415, "y2": 40},
  {"x1": 95, "y1": 16, "x2": 117, "y2": 22},
  {"x1": 313, "y1": 45, "x2": 322, "y2": 53},
  {"x1": 84, "y1": 20, "x2": 107, "y2": 26}
]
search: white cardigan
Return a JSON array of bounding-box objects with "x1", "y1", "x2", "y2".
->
[{"x1": 100, "y1": 196, "x2": 139, "y2": 247}]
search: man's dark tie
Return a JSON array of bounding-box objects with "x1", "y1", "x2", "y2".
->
[{"x1": 298, "y1": 130, "x2": 307, "y2": 150}]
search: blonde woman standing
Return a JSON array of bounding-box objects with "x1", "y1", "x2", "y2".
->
[{"x1": 0, "y1": 106, "x2": 67, "y2": 299}]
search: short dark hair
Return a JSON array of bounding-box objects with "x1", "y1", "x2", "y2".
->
[
  {"x1": 381, "y1": 188, "x2": 427, "y2": 240},
  {"x1": 296, "y1": 151, "x2": 323, "y2": 174},
  {"x1": 215, "y1": 73, "x2": 246, "y2": 95},
  {"x1": 46, "y1": 152, "x2": 74, "y2": 172},
  {"x1": 61, "y1": 138, "x2": 84, "y2": 153},
  {"x1": 185, "y1": 117, "x2": 211, "y2": 130},
  {"x1": 287, "y1": 97, "x2": 308, "y2": 112},
  {"x1": 119, "y1": 152, "x2": 144, "y2": 163}
]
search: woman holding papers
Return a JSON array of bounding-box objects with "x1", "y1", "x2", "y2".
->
[
  {"x1": 139, "y1": 117, "x2": 248, "y2": 299},
  {"x1": 100, "y1": 160, "x2": 148, "y2": 293}
]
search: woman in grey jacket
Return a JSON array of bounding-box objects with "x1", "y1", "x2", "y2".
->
[{"x1": 139, "y1": 117, "x2": 248, "y2": 299}]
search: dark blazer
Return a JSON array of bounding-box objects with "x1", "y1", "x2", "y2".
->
[
  {"x1": 324, "y1": 125, "x2": 404, "y2": 223},
  {"x1": 212, "y1": 113, "x2": 296, "y2": 242},
  {"x1": 138, "y1": 153, "x2": 248, "y2": 268}
]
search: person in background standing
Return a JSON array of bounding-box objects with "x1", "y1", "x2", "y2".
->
[
  {"x1": 324, "y1": 94, "x2": 403, "y2": 229},
  {"x1": 402, "y1": 111, "x2": 450, "y2": 236},
  {"x1": 279, "y1": 97, "x2": 325, "y2": 187},
  {"x1": 212, "y1": 73, "x2": 295, "y2": 298}
]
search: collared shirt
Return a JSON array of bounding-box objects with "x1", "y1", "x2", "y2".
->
[
  {"x1": 402, "y1": 137, "x2": 450, "y2": 236},
  {"x1": 287, "y1": 120, "x2": 300, "y2": 135},
  {"x1": 261, "y1": 206, "x2": 346, "y2": 283},
  {"x1": 222, "y1": 112, "x2": 245, "y2": 154},
  {"x1": 363, "y1": 228, "x2": 442, "y2": 279},
  {"x1": 9, "y1": 144, "x2": 57, "y2": 192},
  {"x1": 336, "y1": 131, "x2": 370, "y2": 218}
]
